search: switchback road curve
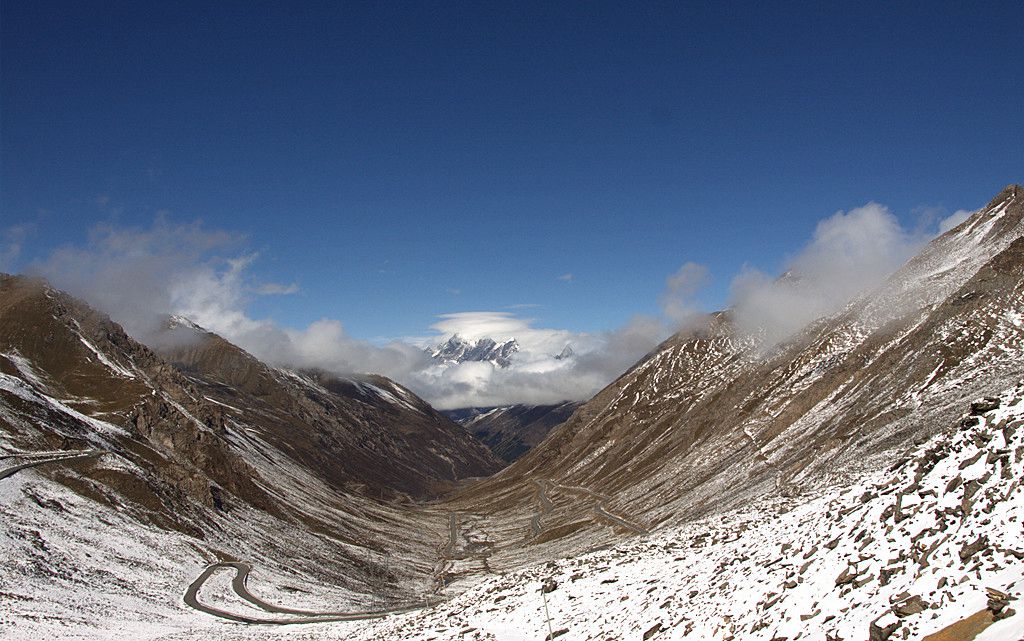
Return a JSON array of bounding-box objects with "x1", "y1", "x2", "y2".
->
[{"x1": 184, "y1": 561, "x2": 436, "y2": 625}]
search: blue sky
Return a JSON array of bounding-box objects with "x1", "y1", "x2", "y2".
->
[{"x1": 2, "y1": 0, "x2": 1022, "y2": 346}]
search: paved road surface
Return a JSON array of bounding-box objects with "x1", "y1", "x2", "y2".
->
[
  {"x1": 529, "y1": 479, "x2": 553, "y2": 538},
  {"x1": 548, "y1": 480, "x2": 648, "y2": 535},
  {"x1": 184, "y1": 561, "x2": 435, "y2": 625},
  {"x1": 0, "y1": 450, "x2": 103, "y2": 481}
]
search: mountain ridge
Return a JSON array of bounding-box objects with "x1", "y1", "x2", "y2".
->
[{"x1": 443, "y1": 401, "x2": 583, "y2": 463}]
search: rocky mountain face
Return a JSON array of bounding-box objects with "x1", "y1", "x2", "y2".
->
[
  {"x1": 156, "y1": 317, "x2": 502, "y2": 499},
  {"x1": 360, "y1": 382, "x2": 1024, "y2": 640},
  {"x1": 444, "y1": 402, "x2": 583, "y2": 463},
  {"x1": 429, "y1": 335, "x2": 520, "y2": 368},
  {"x1": 0, "y1": 275, "x2": 272, "y2": 516}
]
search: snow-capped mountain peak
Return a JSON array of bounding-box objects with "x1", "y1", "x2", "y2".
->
[{"x1": 429, "y1": 334, "x2": 520, "y2": 368}]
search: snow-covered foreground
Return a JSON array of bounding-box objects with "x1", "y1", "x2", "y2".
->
[{"x1": 251, "y1": 384, "x2": 1023, "y2": 641}]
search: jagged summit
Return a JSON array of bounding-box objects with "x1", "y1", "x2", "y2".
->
[
  {"x1": 166, "y1": 314, "x2": 208, "y2": 333},
  {"x1": 429, "y1": 334, "x2": 520, "y2": 368}
]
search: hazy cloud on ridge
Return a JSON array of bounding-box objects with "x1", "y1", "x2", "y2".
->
[{"x1": 729, "y1": 202, "x2": 945, "y2": 346}]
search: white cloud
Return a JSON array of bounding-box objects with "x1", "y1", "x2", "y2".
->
[
  {"x1": 729, "y1": 202, "x2": 929, "y2": 346},
  {"x1": 26, "y1": 218, "x2": 665, "y2": 409},
  {"x1": 29, "y1": 219, "x2": 244, "y2": 339},
  {"x1": 938, "y1": 209, "x2": 973, "y2": 234},
  {"x1": 26, "y1": 195, "x2": 978, "y2": 410},
  {"x1": 1, "y1": 224, "x2": 32, "y2": 272},
  {"x1": 660, "y1": 261, "x2": 710, "y2": 329},
  {"x1": 428, "y1": 311, "x2": 578, "y2": 354},
  {"x1": 557, "y1": 272, "x2": 574, "y2": 282},
  {"x1": 407, "y1": 313, "x2": 666, "y2": 409},
  {"x1": 255, "y1": 281, "x2": 300, "y2": 295}
]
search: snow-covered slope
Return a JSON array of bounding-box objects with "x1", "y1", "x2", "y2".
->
[
  {"x1": 0, "y1": 275, "x2": 498, "y2": 638},
  {"x1": 344, "y1": 383, "x2": 1024, "y2": 641},
  {"x1": 124, "y1": 382, "x2": 1024, "y2": 640}
]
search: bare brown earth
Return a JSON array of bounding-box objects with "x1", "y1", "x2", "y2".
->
[
  {"x1": 920, "y1": 609, "x2": 995, "y2": 641},
  {"x1": 155, "y1": 322, "x2": 502, "y2": 499}
]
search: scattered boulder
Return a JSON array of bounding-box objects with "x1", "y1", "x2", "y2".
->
[
  {"x1": 986, "y1": 587, "x2": 1017, "y2": 621},
  {"x1": 892, "y1": 595, "x2": 928, "y2": 617},
  {"x1": 959, "y1": 535, "x2": 990, "y2": 562},
  {"x1": 642, "y1": 622, "x2": 662, "y2": 639},
  {"x1": 835, "y1": 565, "x2": 858, "y2": 586},
  {"x1": 970, "y1": 397, "x2": 1001, "y2": 415},
  {"x1": 870, "y1": 613, "x2": 900, "y2": 641}
]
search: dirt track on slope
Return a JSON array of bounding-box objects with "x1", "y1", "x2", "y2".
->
[
  {"x1": 184, "y1": 561, "x2": 435, "y2": 625},
  {"x1": 548, "y1": 480, "x2": 648, "y2": 535},
  {"x1": 0, "y1": 450, "x2": 103, "y2": 481}
]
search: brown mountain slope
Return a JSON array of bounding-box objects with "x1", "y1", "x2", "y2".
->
[
  {"x1": 444, "y1": 184, "x2": 1024, "y2": 562},
  {"x1": 0, "y1": 275, "x2": 493, "y2": 626},
  {"x1": 154, "y1": 318, "x2": 502, "y2": 499},
  {"x1": 0, "y1": 274, "x2": 272, "y2": 516}
]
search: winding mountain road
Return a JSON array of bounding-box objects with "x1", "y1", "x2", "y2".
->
[
  {"x1": 529, "y1": 479, "x2": 553, "y2": 538},
  {"x1": 184, "y1": 561, "x2": 435, "y2": 625},
  {"x1": 444, "y1": 512, "x2": 460, "y2": 558},
  {"x1": 0, "y1": 450, "x2": 104, "y2": 481},
  {"x1": 528, "y1": 477, "x2": 647, "y2": 536}
]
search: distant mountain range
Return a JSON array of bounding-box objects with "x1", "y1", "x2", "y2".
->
[{"x1": 443, "y1": 401, "x2": 582, "y2": 462}]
